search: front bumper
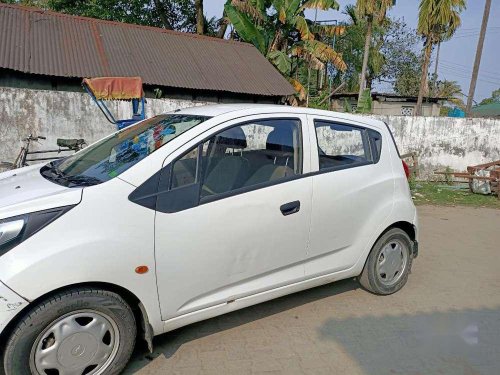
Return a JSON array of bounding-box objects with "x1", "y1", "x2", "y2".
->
[{"x1": 0, "y1": 281, "x2": 28, "y2": 334}]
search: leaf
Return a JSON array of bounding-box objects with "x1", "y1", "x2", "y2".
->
[
  {"x1": 288, "y1": 78, "x2": 307, "y2": 101},
  {"x1": 295, "y1": 16, "x2": 314, "y2": 40},
  {"x1": 313, "y1": 24, "x2": 346, "y2": 37},
  {"x1": 224, "y1": 3, "x2": 267, "y2": 53},
  {"x1": 301, "y1": 0, "x2": 339, "y2": 11},
  {"x1": 301, "y1": 40, "x2": 347, "y2": 71},
  {"x1": 230, "y1": 0, "x2": 265, "y2": 23},
  {"x1": 267, "y1": 50, "x2": 292, "y2": 76},
  {"x1": 356, "y1": 88, "x2": 372, "y2": 113}
]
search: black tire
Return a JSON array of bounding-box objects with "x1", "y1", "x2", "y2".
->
[
  {"x1": 359, "y1": 228, "x2": 413, "y2": 295},
  {"x1": 3, "y1": 287, "x2": 136, "y2": 375}
]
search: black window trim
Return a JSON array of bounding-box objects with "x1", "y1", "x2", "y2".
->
[
  {"x1": 313, "y1": 119, "x2": 382, "y2": 174},
  {"x1": 130, "y1": 117, "x2": 385, "y2": 213},
  {"x1": 154, "y1": 117, "x2": 305, "y2": 211}
]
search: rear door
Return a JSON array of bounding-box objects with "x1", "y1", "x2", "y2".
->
[
  {"x1": 305, "y1": 115, "x2": 394, "y2": 277},
  {"x1": 154, "y1": 114, "x2": 313, "y2": 320}
]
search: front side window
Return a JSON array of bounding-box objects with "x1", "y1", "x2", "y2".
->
[
  {"x1": 41, "y1": 114, "x2": 209, "y2": 187},
  {"x1": 315, "y1": 121, "x2": 374, "y2": 171},
  {"x1": 169, "y1": 118, "x2": 302, "y2": 200}
]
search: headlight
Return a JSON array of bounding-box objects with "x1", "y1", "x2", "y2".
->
[{"x1": 0, "y1": 205, "x2": 74, "y2": 257}]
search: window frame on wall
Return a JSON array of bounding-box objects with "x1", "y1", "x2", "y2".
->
[
  {"x1": 153, "y1": 117, "x2": 305, "y2": 212},
  {"x1": 312, "y1": 119, "x2": 383, "y2": 173}
]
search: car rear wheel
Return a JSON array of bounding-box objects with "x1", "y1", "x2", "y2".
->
[
  {"x1": 3, "y1": 287, "x2": 136, "y2": 375},
  {"x1": 359, "y1": 228, "x2": 413, "y2": 295}
]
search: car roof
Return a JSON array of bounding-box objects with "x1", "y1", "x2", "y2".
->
[{"x1": 175, "y1": 104, "x2": 385, "y2": 129}]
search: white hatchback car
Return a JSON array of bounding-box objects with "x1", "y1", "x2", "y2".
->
[{"x1": 0, "y1": 104, "x2": 418, "y2": 374}]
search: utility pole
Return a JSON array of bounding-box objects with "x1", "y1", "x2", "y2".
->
[{"x1": 466, "y1": 0, "x2": 491, "y2": 116}]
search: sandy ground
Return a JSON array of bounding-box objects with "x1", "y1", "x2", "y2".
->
[{"x1": 125, "y1": 205, "x2": 500, "y2": 375}]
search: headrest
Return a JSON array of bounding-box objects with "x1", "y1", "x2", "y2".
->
[
  {"x1": 217, "y1": 127, "x2": 247, "y2": 149},
  {"x1": 266, "y1": 126, "x2": 294, "y2": 154}
]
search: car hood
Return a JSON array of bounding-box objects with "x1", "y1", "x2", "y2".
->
[{"x1": 0, "y1": 164, "x2": 82, "y2": 220}]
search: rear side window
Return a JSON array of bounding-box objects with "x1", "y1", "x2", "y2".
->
[{"x1": 314, "y1": 121, "x2": 381, "y2": 171}]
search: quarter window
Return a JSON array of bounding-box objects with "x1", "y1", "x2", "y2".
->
[{"x1": 315, "y1": 121, "x2": 375, "y2": 171}]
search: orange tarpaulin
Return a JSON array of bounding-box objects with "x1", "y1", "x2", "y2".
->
[{"x1": 83, "y1": 77, "x2": 143, "y2": 100}]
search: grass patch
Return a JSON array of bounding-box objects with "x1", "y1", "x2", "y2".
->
[{"x1": 411, "y1": 182, "x2": 500, "y2": 209}]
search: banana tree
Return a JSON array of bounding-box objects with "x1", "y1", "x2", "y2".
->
[{"x1": 224, "y1": 0, "x2": 347, "y2": 102}]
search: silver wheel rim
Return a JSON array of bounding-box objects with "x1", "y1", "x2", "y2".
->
[
  {"x1": 31, "y1": 310, "x2": 120, "y2": 375},
  {"x1": 375, "y1": 239, "x2": 409, "y2": 287}
]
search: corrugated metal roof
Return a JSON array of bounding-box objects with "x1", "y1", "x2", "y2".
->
[{"x1": 0, "y1": 4, "x2": 295, "y2": 97}]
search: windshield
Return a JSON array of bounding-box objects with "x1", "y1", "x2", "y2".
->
[{"x1": 41, "y1": 114, "x2": 209, "y2": 187}]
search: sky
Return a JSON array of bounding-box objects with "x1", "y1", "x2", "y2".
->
[{"x1": 204, "y1": 0, "x2": 500, "y2": 102}]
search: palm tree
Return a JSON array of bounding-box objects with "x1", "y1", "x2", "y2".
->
[
  {"x1": 356, "y1": 0, "x2": 394, "y2": 102},
  {"x1": 435, "y1": 79, "x2": 464, "y2": 107},
  {"x1": 224, "y1": 0, "x2": 347, "y2": 102},
  {"x1": 195, "y1": 0, "x2": 204, "y2": 34},
  {"x1": 415, "y1": 0, "x2": 465, "y2": 116}
]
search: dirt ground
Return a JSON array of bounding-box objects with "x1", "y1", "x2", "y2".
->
[{"x1": 125, "y1": 205, "x2": 500, "y2": 375}]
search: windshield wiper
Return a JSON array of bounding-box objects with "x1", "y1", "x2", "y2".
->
[
  {"x1": 65, "y1": 175, "x2": 102, "y2": 187},
  {"x1": 41, "y1": 164, "x2": 102, "y2": 187}
]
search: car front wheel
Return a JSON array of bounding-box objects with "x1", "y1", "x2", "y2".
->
[
  {"x1": 3, "y1": 287, "x2": 136, "y2": 375},
  {"x1": 359, "y1": 228, "x2": 413, "y2": 295}
]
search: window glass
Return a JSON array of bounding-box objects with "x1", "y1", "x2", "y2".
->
[
  {"x1": 195, "y1": 119, "x2": 302, "y2": 198},
  {"x1": 42, "y1": 114, "x2": 209, "y2": 187},
  {"x1": 171, "y1": 146, "x2": 199, "y2": 189},
  {"x1": 315, "y1": 121, "x2": 372, "y2": 170}
]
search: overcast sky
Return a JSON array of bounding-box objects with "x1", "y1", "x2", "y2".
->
[{"x1": 204, "y1": 0, "x2": 500, "y2": 102}]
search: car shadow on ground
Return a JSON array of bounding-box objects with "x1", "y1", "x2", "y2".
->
[
  {"x1": 318, "y1": 306, "x2": 500, "y2": 375},
  {"x1": 125, "y1": 278, "x2": 359, "y2": 372}
]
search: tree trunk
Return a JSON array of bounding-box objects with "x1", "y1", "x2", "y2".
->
[
  {"x1": 195, "y1": 0, "x2": 204, "y2": 35},
  {"x1": 432, "y1": 41, "x2": 441, "y2": 95},
  {"x1": 416, "y1": 39, "x2": 433, "y2": 116},
  {"x1": 358, "y1": 18, "x2": 373, "y2": 102},
  {"x1": 466, "y1": 0, "x2": 491, "y2": 116},
  {"x1": 217, "y1": 17, "x2": 228, "y2": 38}
]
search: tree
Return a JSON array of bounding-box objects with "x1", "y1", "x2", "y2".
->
[
  {"x1": 3, "y1": 0, "x2": 212, "y2": 33},
  {"x1": 466, "y1": 0, "x2": 491, "y2": 116},
  {"x1": 435, "y1": 79, "x2": 464, "y2": 107},
  {"x1": 195, "y1": 0, "x2": 204, "y2": 35},
  {"x1": 415, "y1": 0, "x2": 465, "y2": 116},
  {"x1": 224, "y1": 0, "x2": 347, "y2": 102},
  {"x1": 479, "y1": 88, "x2": 500, "y2": 105},
  {"x1": 355, "y1": 0, "x2": 394, "y2": 102}
]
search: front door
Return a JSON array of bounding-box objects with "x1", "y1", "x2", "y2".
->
[{"x1": 154, "y1": 115, "x2": 312, "y2": 320}]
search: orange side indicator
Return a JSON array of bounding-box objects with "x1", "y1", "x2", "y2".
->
[{"x1": 135, "y1": 266, "x2": 149, "y2": 274}]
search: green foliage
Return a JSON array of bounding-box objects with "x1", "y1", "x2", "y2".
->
[
  {"x1": 267, "y1": 50, "x2": 291, "y2": 76},
  {"x1": 417, "y1": 0, "x2": 466, "y2": 42},
  {"x1": 3, "y1": 0, "x2": 218, "y2": 34},
  {"x1": 343, "y1": 99, "x2": 353, "y2": 112},
  {"x1": 444, "y1": 166, "x2": 453, "y2": 185},
  {"x1": 411, "y1": 182, "x2": 500, "y2": 209},
  {"x1": 225, "y1": 3, "x2": 266, "y2": 53},
  {"x1": 356, "y1": 88, "x2": 372, "y2": 113},
  {"x1": 224, "y1": 0, "x2": 345, "y2": 101},
  {"x1": 479, "y1": 88, "x2": 500, "y2": 105}
]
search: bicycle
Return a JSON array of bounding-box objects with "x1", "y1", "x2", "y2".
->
[{"x1": 0, "y1": 134, "x2": 86, "y2": 173}]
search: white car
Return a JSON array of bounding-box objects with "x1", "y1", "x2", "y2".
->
[{"x1": 0, "y1": 104, "x2": 418, "y2": 374}]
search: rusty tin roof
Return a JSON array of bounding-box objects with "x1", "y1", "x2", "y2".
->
[{"x1": 0, "y1": 4, "x2": 295, "y2": 97}]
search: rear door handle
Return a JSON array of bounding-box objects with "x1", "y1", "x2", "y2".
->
[{"x1": 280, "y1": 200, "x2": 300, "y2": 216}]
